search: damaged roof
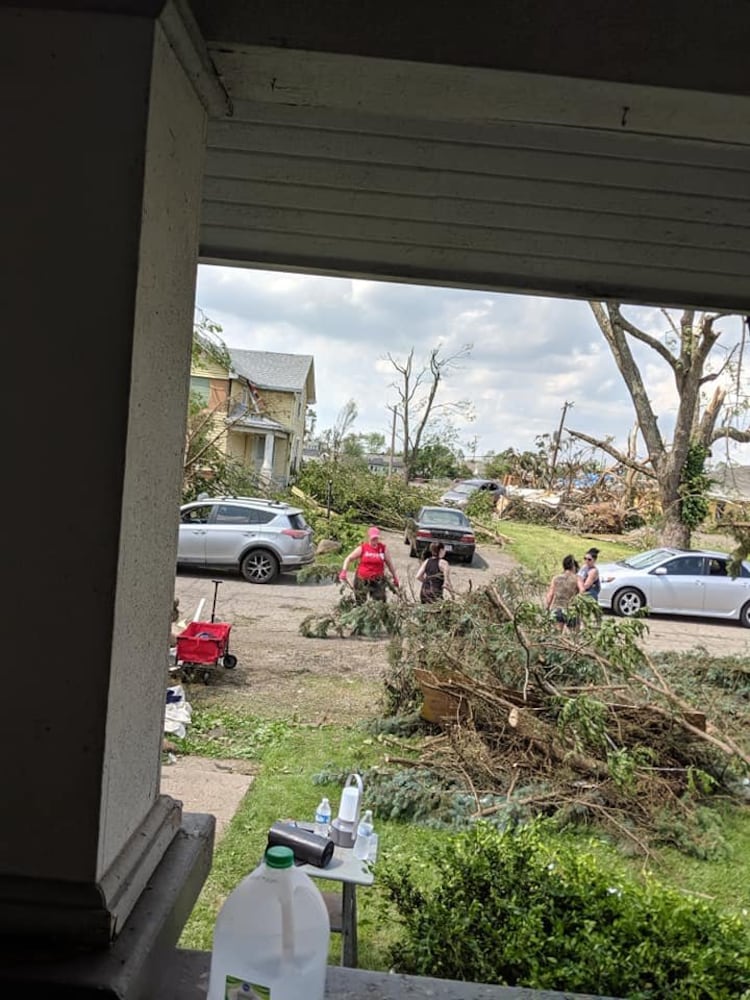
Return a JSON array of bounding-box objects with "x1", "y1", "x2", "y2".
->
[
  {"x1": 228, "y1": 349, "x2": 316, "y2": 402},
  {"x1": 708, "y1": 464, "x2": 750, "y2": 501}
]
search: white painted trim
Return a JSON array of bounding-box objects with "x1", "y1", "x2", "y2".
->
[
  {"x1": 161, "y1": 0, "x2": 232, "y2": 117},
  {"x1": 210, "y1": 45, "x2": 750, "y2": 145}
]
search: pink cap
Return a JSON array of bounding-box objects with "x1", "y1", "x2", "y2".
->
[{"x1": 367, "y1": 526, "x2": 381, "y2": 539}]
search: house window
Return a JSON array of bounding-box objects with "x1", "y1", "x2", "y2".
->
[{"x1": 190, "y1": 376, "x2": 211, "y2": 406}]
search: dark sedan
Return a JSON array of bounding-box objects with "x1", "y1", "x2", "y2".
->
[{"x1": 404, "y1": 506, "x2": 476, "y2": 564}]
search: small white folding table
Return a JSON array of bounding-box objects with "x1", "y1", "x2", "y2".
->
[{"x1": 298, "y1": 843, "x2": 374, "y2": 968}]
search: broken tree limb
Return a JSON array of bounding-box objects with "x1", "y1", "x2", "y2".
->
[
  {"x1": 507, "y1": 705, "x2": 610, "y2": 779},
  {"x1": 471, "y1": 518, "x2": 513, "y2": 546}
]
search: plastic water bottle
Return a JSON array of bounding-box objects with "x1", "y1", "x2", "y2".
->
[
  {"x1": 314, "y1": 796, "x2": 331, "y2": 838},
  {"x1": 207, "y1": 845, "x2": 330, "y2": 1000},
  {"x1": 353, "y1": 809, "x2": 374, "y2": 861}
]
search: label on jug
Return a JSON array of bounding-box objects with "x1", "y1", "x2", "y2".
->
[{"x1": 225, "y1": 975, "x2": 270, "y2": 999}]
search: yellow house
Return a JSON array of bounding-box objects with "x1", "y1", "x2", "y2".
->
[{"x1": 190, "y1": 349, "x2": 316, "y2": 485}]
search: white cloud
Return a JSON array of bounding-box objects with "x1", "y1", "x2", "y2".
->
[{"x1": 195, "y1": 265, "x2": 750, "y2": 465}]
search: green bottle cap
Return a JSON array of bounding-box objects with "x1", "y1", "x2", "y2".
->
[{"x1": 265, "y1": 845, "x2": 294, "y2": 869}]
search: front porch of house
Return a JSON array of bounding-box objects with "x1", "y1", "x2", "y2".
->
[
  {"x1": 2, "y1": 0, "x2": 748, "y2": 997},
  {"x1": 226, "y1": 418, "x2": 292, "y2": 485}
]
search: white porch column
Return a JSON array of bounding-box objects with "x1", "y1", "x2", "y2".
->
[
  {"x1": 0, "y1": 1, "x2": 217, "y2": 946},
  {"x1": 261, "y1": 432, "x2": 276, "y2": 476}
]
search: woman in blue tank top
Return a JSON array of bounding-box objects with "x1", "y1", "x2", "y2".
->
[{"x1": 578, "y1": 547, "x2": 601, "y2": 600}]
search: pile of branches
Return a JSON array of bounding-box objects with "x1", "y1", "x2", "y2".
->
[
  {"x1": 381, "y1": 576, "x2": 749, "y2": 855},
  {"x1": 299, "y1": 585, "x2": 405, "y2": 638},
  {"x1": 500, "y1": 493, "x2": 644, "y2": 534},
  {"x1": 293, "y1": 460, "x2": 438, "y2": 531},
  {"x1": 496, "y1": 466, "x2": 661, "y2": 534}
]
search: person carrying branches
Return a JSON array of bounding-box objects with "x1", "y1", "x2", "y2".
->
[
  {"x1": 339, "y1": 526, "x2": 399, "y2": 603},
  {"x1": 416, "y1": 541, "x2": 455, "y2": 603}
]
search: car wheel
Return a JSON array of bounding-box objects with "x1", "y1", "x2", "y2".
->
[
  {"x1": 741, "y1": 601, "x2": 750, "y2": 629},
  {"x1": 463, "y1": 552, "x2": 474, "y2": 565},
  {"x1": 612, "y1": 587, "x2": 645, "y2": 617},
  {"x1": 240, "y1": 549, "x2": 279, "y2": 584},
  {"x1": 222, "y1": 653, "x2": 238, "y2": 669}
]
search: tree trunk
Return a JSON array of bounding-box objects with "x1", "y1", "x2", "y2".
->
[
  {"x1": 660, "y1": 501, "x2": 691, "y2": 547},
  {"x1": 657, "y1": 449, "x2": 692, "y2": 548}
]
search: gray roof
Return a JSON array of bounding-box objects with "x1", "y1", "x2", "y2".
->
[
  {"x1": 707, "y1": 464, "x2": 750, "y2": 501},
  {"x1": 228, "y1": 349, "x2": 316, "y2": 402},
  {"x1": 227, "y1": 410, "x2": 286, "y2": 434}
]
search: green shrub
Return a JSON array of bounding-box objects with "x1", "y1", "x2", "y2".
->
[{"x1": 379, "y1": 822, "x2": 750, "y2": 998}]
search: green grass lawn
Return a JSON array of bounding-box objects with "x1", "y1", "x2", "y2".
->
[
  {"x1": 178, "y1": 721, "x2": 447, "y2": 969},
  {"x1": 180, "y1": 713, "x2": 750, "y2": 970},
  {"x1": 498, "y1": 520, "x2": 638, "y2": 576},
  {"x1": 177, "y1": 520, "x2": 749, "y2": 972}
]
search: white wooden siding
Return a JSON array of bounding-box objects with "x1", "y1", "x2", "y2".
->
[{"x1": 200, "y1": 58, "x2": 750, "y2": 309}]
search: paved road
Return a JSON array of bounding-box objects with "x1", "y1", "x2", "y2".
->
[{"x1": 624, "y1": 612, "x2": 749, "y2": 657}]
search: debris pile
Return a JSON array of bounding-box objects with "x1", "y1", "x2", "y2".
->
[
  {"x1": 380, "y1": 578, "x2": 749, "y2": 855},
  {"x1": 493, "y1": 470, "x2": 661, "y2": 534}
]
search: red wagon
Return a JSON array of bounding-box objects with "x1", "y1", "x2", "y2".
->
[{"x1": 176, "y1": 620, "x2": 237, "y2": 684}]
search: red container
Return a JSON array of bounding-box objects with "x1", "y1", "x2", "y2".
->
[{"x1": 176, "y1": 621, "x2": 232, "y2": 665}]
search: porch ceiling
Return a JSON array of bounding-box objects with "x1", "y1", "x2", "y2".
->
[{"x1": 194, "y1": 1, "x2": 750, "y2": 310}]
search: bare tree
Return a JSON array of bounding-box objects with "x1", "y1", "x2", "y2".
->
[
  {"x1": 388, "y1": 344, "x2": 473, "y2": 481},
  {"x1": 318, "y1": 399, "x2": 359, "y2": 463},
  {"x1": 569, "y1": 304, "x2": 749, "y2": 546}
]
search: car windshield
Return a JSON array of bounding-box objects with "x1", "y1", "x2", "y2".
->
[
  {"x1": 620, "y1": 548, "x2": 676, "y2": 570},
  {"x1": 422, "y1": 509, "x2": 468, "y2": 526},
  {"x1": 452, "y1": 484, "x2": 475, "y2": 495}
]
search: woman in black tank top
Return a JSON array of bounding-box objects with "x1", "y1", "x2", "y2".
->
[{"x1": 416, "y1": 542, "x2": 455, "y2": 603}]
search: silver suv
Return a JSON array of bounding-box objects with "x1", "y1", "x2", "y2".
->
[
  {"x1": 440, "y1": 478, "x2": 506, "y2": 509},
  {"x1": 177, "y1": 496, "x2": 315, "y2": 584}
]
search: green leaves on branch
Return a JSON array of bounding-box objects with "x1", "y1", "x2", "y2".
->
[
  {"x1": 192, "y1": 308, "x2": 231, "y2": 370},
  {"x1": 678, "y1": 443, "x2": 711, "y2": 531},
  {"x1": 295, "y1": 460, "x2": 438, "y2": 528}
]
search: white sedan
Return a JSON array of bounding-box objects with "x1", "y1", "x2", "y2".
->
[{"x1": 597, "y1": 548, "x2": 750, "y2": 627}]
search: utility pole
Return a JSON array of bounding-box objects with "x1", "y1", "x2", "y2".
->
[
  {"x1": 387, "y1": 405, "x2": 398, "y2": 476},
  {"x1": 548, "y1": 400, "x2": 573, "y2": 488}
]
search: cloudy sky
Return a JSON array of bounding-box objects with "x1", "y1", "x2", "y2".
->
[{"x1": 196, "y1": 265, "x2": 749, "y2": 467}]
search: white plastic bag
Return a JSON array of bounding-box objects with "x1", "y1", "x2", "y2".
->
[{"x1": 164, "y1": 684, "x2": 192, "y2": 739}]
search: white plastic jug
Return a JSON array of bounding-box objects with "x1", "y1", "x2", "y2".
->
[{"x1": 207, "y1": 845, "x2": 330, "y2": 1000}]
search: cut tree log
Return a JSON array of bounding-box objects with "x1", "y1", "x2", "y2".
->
[
  {"x1": 414, "y1": 668, "x2": 468, "y2": 723},
  {"x1": 507, "y1": 706, "x2": 610, "y2": 778}
]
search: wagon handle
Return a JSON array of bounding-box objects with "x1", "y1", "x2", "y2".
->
[{"x1": 210, "y1": 579, "x2": 222, "y2": 623}]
